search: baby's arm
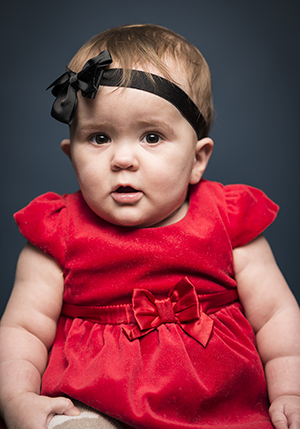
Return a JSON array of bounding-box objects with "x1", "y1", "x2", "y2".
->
[
  {"x1": 0, "y1": 243, "x2": 80, "y2": 429},
  {"x1": 234, "y1": 234, "x2": 300, "y2": 429}
]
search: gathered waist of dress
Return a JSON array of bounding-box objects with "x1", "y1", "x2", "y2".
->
[
  {"x1": 62, "y1": 279, "x2": 239, "y2": 326},
  {"x1": 62, "y1": 278, "x2": 239, "y2": 347}
]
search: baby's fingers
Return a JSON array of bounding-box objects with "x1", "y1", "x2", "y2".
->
[
  {"x1": 270, "y1": 395, "x2": 300, "y2": 429},
  {"x1": 46, "y1": 397, "x2": 80, "y2": 426},
  {"x1": 269, "y1": 407, "x2": 288, "y2": 429},
  {"x1": 287, "y1": 410, "x2": 300, "y2": 429}
]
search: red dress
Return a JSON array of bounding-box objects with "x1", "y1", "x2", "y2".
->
[{"x1": 14, "y1": 179, "x2": 279, "y2": 429}]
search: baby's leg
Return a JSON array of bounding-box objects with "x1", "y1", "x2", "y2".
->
[{"x1": 48, "y1": 401, "x2": 124, "y2": 429}]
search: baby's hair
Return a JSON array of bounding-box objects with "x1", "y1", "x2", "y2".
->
[{"x1": 68, "y1": 24, "x2": 214, "y2": 134}]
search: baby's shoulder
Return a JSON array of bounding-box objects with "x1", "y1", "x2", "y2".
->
[{"x1": 13, "y1": 191, "x2": 83, "y2": 266}]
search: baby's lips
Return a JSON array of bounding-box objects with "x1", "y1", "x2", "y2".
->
[{"x1": 111, "y1": 186, "x2": 143, "y2": 203}]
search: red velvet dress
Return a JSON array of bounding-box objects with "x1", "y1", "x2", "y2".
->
[{"x1": 14, "y1": 179, "x2": 279, "y2": 429}]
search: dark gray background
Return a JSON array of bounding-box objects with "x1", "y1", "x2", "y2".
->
[{"x1": 1, "y1": 0, "x2": 299, "y2": 317}]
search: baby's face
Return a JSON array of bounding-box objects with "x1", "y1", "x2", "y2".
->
[{"x1": 64, "y1": 82, "x2": 212, "y2": 228}]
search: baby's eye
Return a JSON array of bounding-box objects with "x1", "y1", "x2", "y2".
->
[
  {"x1": 90, "y1": 134, "x2": 110, "y2": 145},
  {"x1": 142, "y1": 133, "x2": 162, "y2": 144}
]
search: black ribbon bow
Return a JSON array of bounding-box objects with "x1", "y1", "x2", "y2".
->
[{"x1": 47, "y1": 50, "x2": 113, "y2": 124}]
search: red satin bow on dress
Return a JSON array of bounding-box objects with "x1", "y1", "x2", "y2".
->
[{"x1": 123, "y1": 277, "x2": 214, "y2": 347}]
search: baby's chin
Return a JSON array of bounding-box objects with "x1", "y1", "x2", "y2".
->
[
  {"x1": 87, "y1": 199, "x2": 188, "y2": 229},
  {"x1": 104, "y1": 217, "x2": 163, "y2": 229},
  {"x1": 107, "y1": 210, "x2": 185, "y2": 229},
  {"x1": 90, "y1": 210, "x2": 156, "y2": 229}
]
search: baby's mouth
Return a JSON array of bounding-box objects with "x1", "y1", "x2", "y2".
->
[
  {"x1": 112, "y1": 186, "x2": 143, "y2": 203},
  {"x1": 115, "y1": 186, "x2": 138, "y2": 193}
]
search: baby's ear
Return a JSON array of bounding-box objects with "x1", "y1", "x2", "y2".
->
[
  {"x1": 60, "y1": 139, "x2": 71, "y2": 159},
  {"x1": 189, "y1": 137, "x2": 214, "y2": 185}
]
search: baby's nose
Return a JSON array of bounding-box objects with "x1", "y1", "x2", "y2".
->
[{"x1": 110, "y1": 144, "x2": 139, "y2": 171}]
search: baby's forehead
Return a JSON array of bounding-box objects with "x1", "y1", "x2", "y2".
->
[{"x1": 71, "y1": 87, "x2": 194, "y2": 142}]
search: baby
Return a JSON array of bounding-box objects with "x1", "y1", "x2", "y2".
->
[{"x1": 0, "y1": 24, "x2": 299, "y2": 429}]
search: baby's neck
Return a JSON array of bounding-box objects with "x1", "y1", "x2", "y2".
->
[{"x1": 148, "y1": 200, "x2": 189, "y2": 228}]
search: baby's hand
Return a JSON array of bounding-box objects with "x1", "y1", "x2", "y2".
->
[
  {"x1": 269, "y1": 395, "x2": 300, "y2": 429},
  {"x1": 3, "y1": 392, "x2": 80, "y2": 429}
]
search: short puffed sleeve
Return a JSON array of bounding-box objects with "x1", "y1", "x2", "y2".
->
[
  {"x1": 224, "y1": 184, "x2": 279, "y2": 248},
  {"x1": 14, "y1": 192, "x2": 67, "y2": 267}
]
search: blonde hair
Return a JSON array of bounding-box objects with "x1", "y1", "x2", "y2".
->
[{"x1": 69, "y1": 24, "x2": 214, "y2": 135}]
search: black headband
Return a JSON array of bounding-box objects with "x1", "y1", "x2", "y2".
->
[{"x1": 47, "y1": 50, "x2": 207, "y2": 139}]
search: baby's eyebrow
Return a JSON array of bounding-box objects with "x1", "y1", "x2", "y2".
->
[
  {"x1": 72, "y1": 121, "x2": 112, "y2": 135},
  {"x1": 73, "y1": 119, "x2": 175, "y2": 136},
  {"x1": 135, "y1": 119, "x2": 175, "y2": 133}
]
